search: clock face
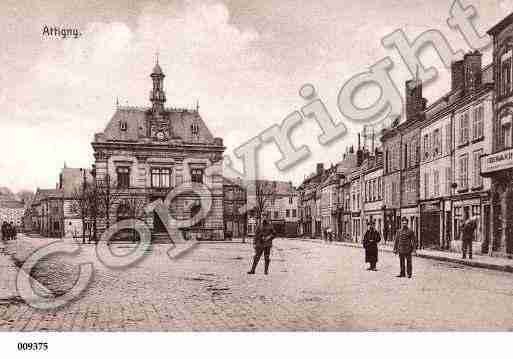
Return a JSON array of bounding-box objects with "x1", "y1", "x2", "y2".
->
[{"x1": 156, "y1": 131, "x2": 165, "y2": 141}]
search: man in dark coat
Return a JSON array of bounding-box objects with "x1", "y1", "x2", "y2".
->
[
  {"x1": 9, "y1": 222, "x2": 16, "y2": 241},
  {"x1": 247, "y1": 219, "x2": 276, "y2": 275},
  {"x1": 363, "y1": 219, "x2": 381, "y2": 270},
  {"x1": 461, "y1": 216, "x2": 476, "y2": 259},
  {"x1": 11, "y1": 222, "x2": 18, "y2": 241},
  {"x1": 394, "y1": 217, "x2": 417, "y2": 278}
]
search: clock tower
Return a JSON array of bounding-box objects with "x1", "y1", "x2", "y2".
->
[{"x1": 148, "y1": 57, "x2": 170, "y2": 141}]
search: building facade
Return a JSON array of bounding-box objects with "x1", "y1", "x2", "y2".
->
[
  {"x1": 362, "y1": 156, "x2": 384, "y2": 240},
  {"x1": 482, "y1": 13, "x2": 513, "y2": 256},
  {"x1": 381, "y1": 123, "x2": 402, "y2": 242},
  {"x1": 91, "y1": 61, "x2": 225, "y2": 242}
]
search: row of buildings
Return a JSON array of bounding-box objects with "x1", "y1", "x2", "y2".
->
[
  {"x1": 298, "y1": 51, "x2": 493, "y2": 251},
  {"x1": 297, "y1": 12, "x2": 513, "y2": 258}
]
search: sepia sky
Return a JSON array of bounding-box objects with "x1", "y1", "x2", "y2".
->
[{"x1": 0, "y1": 0, "x2": 511, "y2": 192}]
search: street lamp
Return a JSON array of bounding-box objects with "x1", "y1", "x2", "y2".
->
[{"x1": 450, "y1": 181, "x2": 458, "y2": 250}]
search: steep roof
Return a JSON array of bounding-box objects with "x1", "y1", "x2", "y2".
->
[
  {"x1": 487, "y1": 12, "x2": 513, "y2": 36},
  {"x1": 32, "y1": 188, "x2": 63, "y2": 205},
  {"x1": 95, "y1": 106, "x2": 216, "y2": 145}
]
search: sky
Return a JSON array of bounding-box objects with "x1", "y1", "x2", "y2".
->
[{"x1": 0, "y1": 0, "x2": 511, "y2": 192}]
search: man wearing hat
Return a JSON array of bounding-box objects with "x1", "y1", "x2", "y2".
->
[
  {"x1": 393, "y1": 217, "x2": 417, "y2": 278},
  {"x1": 247, "y1": 219, "x2": 276, "y2": 275},
  {"x1": 363, "y1": 219, "x2": 381, "y2": 270}
]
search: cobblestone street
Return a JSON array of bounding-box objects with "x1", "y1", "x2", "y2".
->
[{"x1": 1, "y1": 237, "x2": 513, "y2": 331}]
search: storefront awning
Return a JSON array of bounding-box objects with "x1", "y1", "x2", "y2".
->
[{"x1": 481, "y1": 149, "x2": 513, "y2": 176}]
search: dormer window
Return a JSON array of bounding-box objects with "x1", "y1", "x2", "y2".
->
[
  {"x1": 120, "y1": 121, "x2": 128, "y2": 132},
  {"x1": 191, "y1": 123, "x2": 200, "y2": 136}
]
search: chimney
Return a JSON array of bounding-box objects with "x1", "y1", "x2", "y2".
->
[
  {"x1": 316, "y1": 163, "x2": 324, "y2": 175},
  {"x1": 405, "y1": 78, "x2": 423, "y2": 121},
  {"x1": 451, "y1": 60, "x2": 465, "y2": 91},
  {"x1": 463, "y1": 50, "x2": 482, "y2": 93}
]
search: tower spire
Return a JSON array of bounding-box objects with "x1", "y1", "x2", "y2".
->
[{"x1": 150, "y1": 55, "x2": 166, "y2": 113}]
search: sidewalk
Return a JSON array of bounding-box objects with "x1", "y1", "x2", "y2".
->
[
  {"x1": 292, "y1": 237, "x2": 513, "y2": 273},
  {"x1": 0, "y1": 240, "x2": 22, "y2": 302}
]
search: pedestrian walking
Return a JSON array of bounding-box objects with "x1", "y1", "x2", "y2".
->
[
  {"x1": 393, "y1": 217, "x2": 417, "y2": 278},
  {"x1": 461, "y1": 215, "x2": 476, "y2": 260},
  {"x1": 363, "y1": 219, "x2": 381, "y2": 271},
  {"x1": 247, "y1": 219, "x2": 276, "y2": 275}
]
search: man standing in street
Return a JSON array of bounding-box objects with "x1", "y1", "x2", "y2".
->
[
  {"x1": 394, "y1": 217, "x2": 417, "y2": 278},
  {"x1": 247, "y1": 219, "x2": 276, "y2": 275},
  {"x1": 461, "y1": 215, "x2": 476, "y2": 260},
  {"x1": 363, "y1": 219, "x2": 381, "y2": 271}
]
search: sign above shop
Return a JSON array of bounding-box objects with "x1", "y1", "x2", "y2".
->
[{"x1": 481, "y1": 149, "x2": 513, "y2": 175}]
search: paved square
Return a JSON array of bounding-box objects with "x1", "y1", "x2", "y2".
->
[{"x1": 1, "y1": 238, "x2": 513, "y2": 331}]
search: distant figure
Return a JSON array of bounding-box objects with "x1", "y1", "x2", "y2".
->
[
  {"x1": 394, "y1": 217, "x2": 417, "y2": 278},
  {"x1": 363, "y1": 219, "x2": 381, "y2": 271},
  {"x1": 383, "y1": 224, "x2": 389, "y2": 243},
  {"x1": 461, "y1": 215, "x2": 476, "y2": 260},
  {"x1": 9, "y1": 222, "x2": 16, "y2": 241},
  {"x1": 1, "y1": 221, "x2": 7, "y2": 240},
  {"x1": 326, "y1": 227, "x2": 333, "y2": 242},
  {"x1": 247, "y1": 219, "x2": 276, "y2": 275}
]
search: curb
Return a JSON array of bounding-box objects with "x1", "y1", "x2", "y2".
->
[{"x1": 290, "y1": 237, "x2": 513, "y2": 274}]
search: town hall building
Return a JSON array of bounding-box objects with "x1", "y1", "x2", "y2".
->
[{"x1": 91, "y1": 60, "x2": 225, "y2": 241}]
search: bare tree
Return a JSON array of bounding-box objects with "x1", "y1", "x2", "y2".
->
[
  {"x1": 69, "y1": 185, "x2": 94, "y2": 244},
  {"x1": 16, "y1": 190, "x2": 35, "y2": 206},
  {"x1": 249, "y1": 180, "x2": 278, "y2": 225},
  {"x1": 96, "y1": 174, "x2": 116, "y2": 231}
]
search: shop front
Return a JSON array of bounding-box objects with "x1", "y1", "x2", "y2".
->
[
  {"x1": 481, "y1": 149, "x2": 513, "y2": 257},
  {"x1": 420, "y1": 201, "x2": 442, "y2": 249},
  {"x1": 383, "y1": 207, "x2": 399, "y2": 244}
]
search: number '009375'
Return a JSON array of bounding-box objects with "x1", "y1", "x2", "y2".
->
[{"x1": 17, "y1": 342, "x2": 48, "y2": 351}]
